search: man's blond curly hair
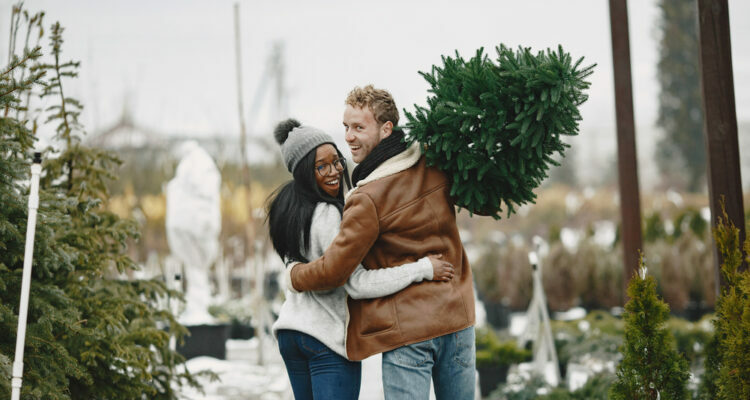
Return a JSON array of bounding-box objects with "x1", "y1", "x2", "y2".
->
[{"x1": 345, "y1": 85, "x2": 399, "y2": 126}]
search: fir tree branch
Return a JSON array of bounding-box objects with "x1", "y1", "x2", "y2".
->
[
  {"x1": 0, "y1": 47, "x2": 41, "y2": 78},
  {"x1": 18, "y1": 12, "x2": 45, "y2": 122},
  {"x1": 49, "y1": 22, "x2": 74, "y2": 191},
  {"x1": 6, "y1": 2, "x2": 22, "y2": 65}
]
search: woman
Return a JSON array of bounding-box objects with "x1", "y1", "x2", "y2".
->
[{"x1": 267, "y1": 119, "x2": 453, "y2": 400}]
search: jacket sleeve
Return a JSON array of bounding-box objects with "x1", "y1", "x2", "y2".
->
[
  {"x1": 343, "y1": 258, "x2": 433, "y2": 300},
  {"x1": 305, "y1": 202, "x2": 433, "y2": 298},
  {"x1": 289, "y1": 192, "x2": 380, "y2": 291}
]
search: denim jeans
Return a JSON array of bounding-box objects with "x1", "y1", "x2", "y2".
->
[
  {"x1": 382, "y1": 326, "x2": 475, "y2": 400},
  {"x1": 277, "y1": 330, "x2": 361, "y2": 400}
]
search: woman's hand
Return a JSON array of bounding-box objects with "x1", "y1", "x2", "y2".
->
[{"x1": 428, "y1": 254, "x2": 454, "y2": 282}]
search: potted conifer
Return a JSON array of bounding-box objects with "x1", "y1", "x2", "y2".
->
[
  {"x1": 609, "y1": 256, "x2": 689, "y2": 399},
  {"x1": 475, "y1": 327, "x2": 531, "y2": 397}
]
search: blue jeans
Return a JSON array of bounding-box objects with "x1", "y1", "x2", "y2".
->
[
  {"x1": 277, "y1": 330, "x2": 361, "y2": 400},
  {"x1": 382, "y1": 326, "x2": 475, "y2": 400}
]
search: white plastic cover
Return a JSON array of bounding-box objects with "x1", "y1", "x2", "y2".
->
[{"x1": 166, "y1": 141, "x2": 222, "y2": 325}]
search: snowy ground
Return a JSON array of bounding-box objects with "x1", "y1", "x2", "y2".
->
[
  {"x1": 177, "y1": 296, "x2": 488, "y2": 399},
  {"x1": 178, "y1": 337, "x2": 292, "y2": 400},
  {"x1": 177, "y1": 336, "x2": 474, "y2": 399},
  {"x1": 177, "y1": 336, "x2": 394, "y2": 400},
  {"x1": 173, "y1": 291, "x2": 624, "y2": 398}
]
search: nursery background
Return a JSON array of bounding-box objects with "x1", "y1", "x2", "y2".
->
[{"x1": 1, "y1": 0, "x2": 750, "y2": 399}]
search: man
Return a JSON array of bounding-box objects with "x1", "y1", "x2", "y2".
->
[{"x1": 286, "y1": 85, "x2": 475, "y2": 399}]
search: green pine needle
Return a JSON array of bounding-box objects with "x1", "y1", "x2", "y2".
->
[{"x1": 404, "y1": 44, "x2": 595, "y2": 219}]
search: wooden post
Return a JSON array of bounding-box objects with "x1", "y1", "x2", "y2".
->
[
  {"x1": 696, "y1": 0, "x2": 746, "y2": 286},
  {"x1": 609, "y1": 0, "x2": 644, "y2": 300}
]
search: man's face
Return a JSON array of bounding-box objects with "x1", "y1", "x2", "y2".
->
[{"x1": 343, "y1": 105, "x2": 392, "y2": 163}]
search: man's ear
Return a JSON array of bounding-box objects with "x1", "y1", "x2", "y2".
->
[{"x1": 380, "y1": 121, "x2": 393, "y2": 139}]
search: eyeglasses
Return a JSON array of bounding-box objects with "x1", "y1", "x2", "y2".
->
[{"x1": 315, "y1": 158, "x2": 346, "y2": 176}]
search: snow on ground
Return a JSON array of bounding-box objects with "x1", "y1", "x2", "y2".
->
[
  {"x1": 179, "y1": 355, "x2": 291, "y2": 400},
  {"x1": 176, "y1": 337, "x2": 465, "y2": 399},
  {"x1": 176, "y1": 336, "x2": 392, "y2": 400},
  {"x1": 173, "y1": 301, "x2": 548, "y2": 399},
  {"x1": 178, "y1": 337, "x2": 292, "y2": 400}
]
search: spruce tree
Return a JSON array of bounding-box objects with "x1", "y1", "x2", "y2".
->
[
  {"x1": 707, "y1": 207, "x2": 750, "y2": 399},
  {"x1": 404, "y1": 45, "x2": 594, "y2": 219},
  {"x1": 610, "y1": 256, "x2": 690, "y2": 400},
  {"x1": 1, "y1": 6, "x2": 201, "y2": 399}
]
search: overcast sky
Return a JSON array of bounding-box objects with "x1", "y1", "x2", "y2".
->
[{"x1": 1, "y1": 0, "x2": 748, "y2": 183}]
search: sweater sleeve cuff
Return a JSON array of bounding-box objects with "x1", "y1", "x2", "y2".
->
[
  {"x1": 417, "y1": 257, "x2": 433, "y2": 281},
  {"x1": 284, "y1": 262, "x2": 302, "y2": 294}
]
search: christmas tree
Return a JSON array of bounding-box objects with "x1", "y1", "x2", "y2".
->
[
  {"x1": 706, "y1": 206, "x2": 750, "y2": 399},
  {"x1": 404, "y1": 45, "x2": 594, "y2": 219},
  {"x1": 610, "y1": 255, "x2": 690, "y2": 400},
  {"x1": 1, "y1": 7, "x2": 202, "y2": 399}
]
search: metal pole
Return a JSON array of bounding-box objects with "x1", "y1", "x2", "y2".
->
[
  {"x1": 696, "y1": 0, "x2": 746, "y2": 286},
  {"x1": 233, "y1": 2, "x2": 249, "y2": 187},
  {"x1": 253, "y1": 239, "x2": 265, "y2": 366},
  {"x1": 609, "y1": 0, "x2": 644, "y2": 299},
  {"x1": 11, "y1": 152, "x2": 42, "y2": 400},
  {"x1": 233, "y1": 1, "x2": 256, "y2": 295}
]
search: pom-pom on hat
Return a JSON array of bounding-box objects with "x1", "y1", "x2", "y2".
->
[{"x1": 274, "y1": 118, "x2": 336, "y2": 173}]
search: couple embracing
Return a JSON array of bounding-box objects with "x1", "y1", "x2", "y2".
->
[{"x1": 267, "y1": 85, "x2": 476, "y2": 400}]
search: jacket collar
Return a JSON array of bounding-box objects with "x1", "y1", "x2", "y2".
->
[
  {"x1": 351, "y1": 130, "x2": 407, "y2": 187},
  {"x1": 345, "y1": 141, "x2": 422, "y2": 200}
]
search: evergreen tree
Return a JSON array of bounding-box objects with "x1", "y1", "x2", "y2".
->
[
  {"x1": 404, "y1": 45, "x2": 594, "y2": 219},
  {"x1": 707, "y1": 207, "x2": 750, "y2": 399},
  {"x1": 610, "y1": 256, "x2": 690, "y2": 400},
  {"x1": 1, "y1": 6, "x2": 202, "y2": 399},
  {"x1": 655, "y1": 0, "x2": 705, "y2": 192},
  {"x1": 697, "y1": 335, "x2": 720, "y2": 399}
]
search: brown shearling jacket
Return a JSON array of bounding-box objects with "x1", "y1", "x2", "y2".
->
[{"x1": 289, "y1": 142, "x2": 475, "y2": 361}]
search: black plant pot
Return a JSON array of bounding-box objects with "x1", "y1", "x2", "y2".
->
[
  {"x1": 177, "y1": 323, "x2": 231, "y2": 360},
  {"x1": 682, "y1": 300, "x2": 713, "y2": 321},
  {"x1": 477, "y1": 364, "x2": 510, "y2": 398},
  {"x1": 483, "y1": 301, "x2": 511, "y2": 329},
  {"x1": 229, "y1": 320, "x2": 255, "y2": 340}
]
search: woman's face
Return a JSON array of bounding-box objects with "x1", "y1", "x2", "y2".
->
[{"x1": 314, "y1": 144, "x2": 343, "y2": 197}]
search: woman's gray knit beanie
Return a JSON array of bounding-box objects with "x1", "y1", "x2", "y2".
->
[{"x1": 274, "y1": 118, "x2": 336, "y2": 173}]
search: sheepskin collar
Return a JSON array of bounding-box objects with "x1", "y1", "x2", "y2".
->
[{"x1": 345, "y1": 140, "x2": 422, "y2": 199}]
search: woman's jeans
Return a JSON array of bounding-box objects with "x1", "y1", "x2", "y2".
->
[
  {"x1": 382, "y1": 326, "x2": 476, "y2": 400},
  {"x1": 277, "y1": 330, "x2": 361, "y2": 400}
]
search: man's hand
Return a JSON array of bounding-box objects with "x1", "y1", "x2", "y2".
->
[{"x1": 428, "y1": 254, "x2": 454, "y2": 282}]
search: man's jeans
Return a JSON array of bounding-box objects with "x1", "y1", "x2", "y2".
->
[
  {"x1": 382, "y1": 326, "x2": 475, "y2": 400},
  {"x1": 277, "y1": 330, "x2": 361, "y2": 400}
]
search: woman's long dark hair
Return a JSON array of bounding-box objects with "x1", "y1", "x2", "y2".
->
[{"x1": 266, "y1": 120, "x2": 352, "y2": 263}]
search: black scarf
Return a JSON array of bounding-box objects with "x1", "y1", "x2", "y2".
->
[{"x1": 351, "y1": 129, "x2": 408, "y2": 186}]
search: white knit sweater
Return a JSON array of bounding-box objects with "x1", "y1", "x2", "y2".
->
[{"x1": 271, "y1": 202, "x2": 433, "y2": 359}]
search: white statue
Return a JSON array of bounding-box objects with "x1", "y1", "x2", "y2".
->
[{"x1": 165, "y1": 141, "x2": 222, "y2": 325}]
